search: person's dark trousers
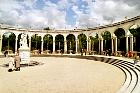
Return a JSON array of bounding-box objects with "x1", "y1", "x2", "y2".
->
[{"x1": 15, "y1": 67, "x2": 20, "y2": 71}]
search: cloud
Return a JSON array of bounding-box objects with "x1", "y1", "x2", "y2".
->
[
  {"x1": 0, "y1": 0, "x2": 139, "y2": 29},
  {"x1": 0, "y1": 0, "x2": 67, "y2": 29},
  {"x1": 73, "y1": 0, "x2": 140, "y2": 28}
]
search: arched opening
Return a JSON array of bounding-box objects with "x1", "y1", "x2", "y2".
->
[
  {"x1": 114, "y1": 28, "x2": 126, "y2": 55},
  {"x1": 55, "y1": 34, "x2": 64, "y2": 53},
  {"x1": 93, "y1": 33, "x2": 99, "y2": 53},
  {"x1": 43, "y1": 34, "x2": 53, "y2": 53},
  {"x1": 78, "y1": 34, "x2": 87, "y2": 53},
  {"x1": 129, "y1": 26, "x2": 140, "y2": 52},
  {"x1": 31, "y1": 34, "x2": 41, "y2": 53},
  {"x1": 66, "y1": 34, "x2": 75, "y2": 54},
  {"x1": 2, "y1": 32, "x2": 16, "y2": 53},
  {"x1": 102, "y1": 31, "x2": 111, "y2": 51}
]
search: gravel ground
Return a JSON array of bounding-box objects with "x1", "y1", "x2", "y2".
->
[{"x1": 0, "y1": 57, "x2": 125, "y2": 93}]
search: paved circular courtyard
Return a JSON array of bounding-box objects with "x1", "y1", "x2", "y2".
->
[{"x1": 0, "y1": 57, "x2": 125, "y2": 93}]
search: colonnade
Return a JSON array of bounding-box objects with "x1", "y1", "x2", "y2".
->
[{"x1": 0, "y1": 31, "x2": 135, "y2": 55}]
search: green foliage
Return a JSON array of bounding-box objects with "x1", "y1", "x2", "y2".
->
[
  {"x1": 102, "y1": 31, "x2": 111, "y2": 40},
  {"x1": 43, "y1": 27, "x2": 50, "y2": 30},
  {"x1": 66, "y1": 34, "x2": 75, "y2": 51},
  {"x1": 114, "y1": 28, "x2": 126, "y2": 51},
  {"x1": 31, "y1": 34, "x2": 41, "y2": 50},
  {"x1": 44, "y1": 34, "x2": 53, "y2": 44},
  {"x1": 78, "y1": 34, "x2": 87, "y2": 49},
  {"x1": 130, "y1": 27, "x2": 140, "y2": 51},
  {"x1": 55, "y1": 34, "x2": 64, "y2": 50},
  {"x1": 101, "y1": 31, "x2": 111, "y2": 50},
  {"x1": 114, "y1": 28, "x2": 125, "y2": 38},
  {"x1": 2, "y1": 32, "x2": 15, "y2": 52},
  {"x1": 95, "y1": 33, "x2": 98, "y2": 39},
  {"x1": 130, "y1": 27, "x2": 140, "y2": 37},
  {"x1": 43, "y1": 34, "x2": 53, "y2": 51}
]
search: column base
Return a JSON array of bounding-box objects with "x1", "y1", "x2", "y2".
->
[
  {"x1": 52, "y1": 51, "x2": 56, "y2": 54},
  {"x1": 41, "y1": 52, "x2": 44, "y2": 54},
  {"x1": 0, "y1": 52, "x2": 3, "y2": 55}
]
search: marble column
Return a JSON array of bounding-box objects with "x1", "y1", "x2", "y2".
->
[
  {"x1": 78, "y1": 39, "x2": 80, "y2": 53},
  {"x1": 29, "y1": 36, "x2": 31, "y2": 51},
  {"x1": 15, "y1": 35, "x2": 18, "y2": 54},
  {"x1": 115, "y1": 37, "x2": 117, "y2": 55},
  {"x1": 87, "y1": 37, "x2": 89, "y2": 52},
  {"x1": 130, "y1": 36, "x2": 133, "y2": 52},
  {"x1": 64, "y1": 36, "x2": 67, "y2": 54},
  {"x1": 41, "y1": 36, "x2": 44, "y2": 54},
  {"x1": 75, "y1": 39, "x2": 78, "y2": 53},
  {"x1": 98, "y1": 38, "x2": 101, "y2": 54},
  {"x1": 92, "y1": 41, "x2": 94, "y2": 51},
  {"x1": 126, "y1": 36, "x2": 129, "y2": 53},
  {"x1": 111, "y1": 38, "x2": 114, "y2": 53},
  {"x1": 89, "y1": 39, "x2": 91, "y2": 52},
  {"x1": 53, "y1": 36, "x2": 55, "y2": 54},
  {"x1": 101, "y1": 38, "x2": 103, "y2": 54},
  {"x1": 0, "y1": 34, "x2": 2, "y2": 54}
]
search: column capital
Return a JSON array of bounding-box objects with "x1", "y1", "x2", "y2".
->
[
  {"x1": 126, "y1": 30, "x2": 133, "y2": 37},
  {"x1": 111, "y1": 33, "x2": 116, "y2": 39},
  {"x1": 74, "y1": 34, "x2": 79, "y2": 40},
  {"x1": 129, "y1": 35, "x2": 133, "y2": 38},
  {"x1": 98, "y1": 37, "x2": 103, "y2": 40}
]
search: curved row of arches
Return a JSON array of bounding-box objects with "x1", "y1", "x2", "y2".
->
[{"x1": 1, "y1": 27, "x2": 140, "y2": 54}]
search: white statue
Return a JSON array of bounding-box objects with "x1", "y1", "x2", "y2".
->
[
  {"x1": 20, "y1": 33, "x2": 28, "y2": 48},
  {"x1": 19, "y1": 33, "x2": 30, "y2": 64}
]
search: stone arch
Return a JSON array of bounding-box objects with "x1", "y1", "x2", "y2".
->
[
  {"x1": 129, "y1": 25, "x2": 140, "y2": 52},
  {"x1": 78, "y1": 33, "x2": 87, "y2": 52},
  {"x1": 102, "y1": 31, "x2": 111, "y2": 51},
  {"x1": 43, "y1": 34, "x2": 53, "y2": 52},
  {"x1": 31, "y1": 34, "x2": 41, "y2": 52},
  {"x1": 55, "y1": 34, "x2": 64, "y2": 52},
  {"x1": 2, "y1": 32, "x2": 16, "y2": 53},
  {"x1": 66, "y1": 34, "x2": 75, "y2": 53},
  {"x1": 114, "y1": 28, "x2": 126, "y2": 53}
]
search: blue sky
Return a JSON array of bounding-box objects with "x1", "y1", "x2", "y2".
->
[{"x1": 0, "y1": 0, "x2": 139, "y2": 29}]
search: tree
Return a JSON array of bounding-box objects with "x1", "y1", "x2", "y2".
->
[
  {"x1": 43, "y1": 27, "x2": 50, "y2": 30},
  {"x1": 2, "y1": 32, "x2": 16, "y2": 52},
  {"x1": 93, "y1": 33, "x2": 99, "y2": 52},
  {"x1": 78, "y1": 34, "x2": 87, "y2": 50},
  {"x1": 43, "y1": 34, "x2": 53, "y2": 52},
  {"x1": 66, "y1": 34, "x2": 75, "y2": 52},
  {"x1": 55, "y1": 35, "x2": 64, "y2": 51},
  {"x1": 114, "y1": 28, "x2": 126, "y2": 51},
  {"x1": 102, "y1": 31, "x2": 111, "y2": 50},
  {"x1": 130, "y1": 27, "x2": 140, "y2": 51},
  {"x1": 31, "y1": 34, "x2": 41, "y2": 50}
]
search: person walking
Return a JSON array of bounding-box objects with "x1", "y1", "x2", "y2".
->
[
  {"x1": 4, "y1": 50, "x2": 8, "y2": 57},
  {"x1": 8, "y1": 56, "x2": 14, "y2": 72},
  {"x1": 14, "y1": 53, "x2": 21, "y2": 71},
  {"x1": 81, "y1": 49, "x2": 83, "y2": 56}
]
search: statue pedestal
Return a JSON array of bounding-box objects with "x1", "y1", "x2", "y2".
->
[{"x1": 19, "y1": 47, "x2": 30, "y2": 64}]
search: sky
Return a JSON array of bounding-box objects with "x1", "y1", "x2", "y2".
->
[{"x1": 0, "y1": 0, "x2": 139, "y2": 29}]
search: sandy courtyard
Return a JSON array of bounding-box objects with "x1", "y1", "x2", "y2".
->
[{"x1": 0, "y1": 57, "x2": 125, "y2": 93}]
